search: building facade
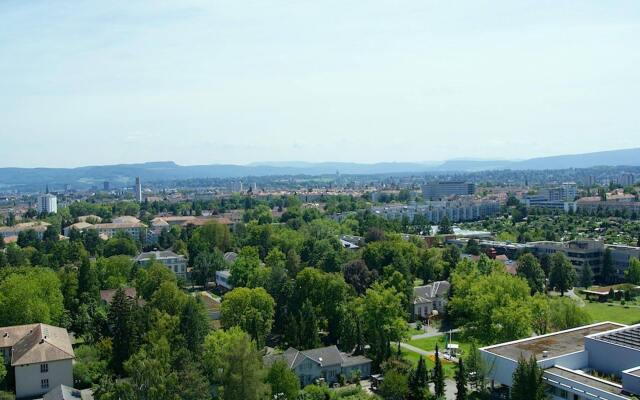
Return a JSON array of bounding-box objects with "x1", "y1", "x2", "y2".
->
[
  {"x1": 481, "y1": 322, "x2": 640, "y2": 400},
  {"x1": 0, "y1": 324, "x2": 74, "y2": 399},
  {"x1": 371, "y1": 199, "x2": 499, "y2": 223},
  {"x1": 37, "y1": 194, "x2": 57, "y2": 214},
  {"x1": 422, "y1": 181, "x2": 475, "y2": 200},
  {"x1": 135, "y1": 250, "x2": 188, "y2": 279}
]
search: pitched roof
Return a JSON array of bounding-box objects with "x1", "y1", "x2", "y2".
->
[
  {"x1": 9, "y1": 323, "x2": 74, "y2": 366},
  {"x1": 413, "y1": 281, "x2": 450, "y2": 305},
  {"x1": 42, "y1": 384, "x2": 94, "y2": 400},
  {"x1": 100, "y1": 287, "x2": 138, "y2": 304},
  {"x1": 264, "y1": 346, "x2": 371, "y2": 369},
  {"x1": 0, "y1": 323, "x2": 39, "y2": 349}
]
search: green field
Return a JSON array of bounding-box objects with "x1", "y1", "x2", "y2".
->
[{"x1": 583, "y1": 301, "x2": 640, "y2": 325}]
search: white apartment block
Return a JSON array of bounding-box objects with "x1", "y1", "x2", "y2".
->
[
  {"x1": 37, "y1": 194, "x2": 57, "y2": 214},
  {"x1": 135, "y1": 250, "x2": 188, "y2": 279}
]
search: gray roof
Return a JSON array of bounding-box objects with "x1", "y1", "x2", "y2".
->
[
  {"x1": 7, "y1": 324, "x2": 74, "y2": 366},
  {"x1": 264, "y1": 346, "x2": 371, "y2": 369},
  {"x1": 42, "y1": 385, "x2": 94, "y2": 400},
  {"x1": 413, "y1": 281, "x2": 450, "y2": 305},
  {"x1": 135, "y1": 250, "x2": 184, "y2": 262},
  {"x1": 223, "y1": 252, "x2": 238, "y2": 263}
]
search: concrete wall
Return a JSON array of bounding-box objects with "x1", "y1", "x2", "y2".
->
[
  {"x1": 15, "y1": 359, "x2": 73, "y2": 399},
  {"x1": 540, "y1": 351, "x2": 589, "y2": 370},
  {"x1": 585, "y1": 338, "x2": 640, "y2": 375},
  {"x1": 480, "y1": 351, "x2": 518, "y2": 387}
]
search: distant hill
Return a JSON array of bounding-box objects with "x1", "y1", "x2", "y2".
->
[{"x1": 1, "y1": 147, "x2": 639, "y2": 190}]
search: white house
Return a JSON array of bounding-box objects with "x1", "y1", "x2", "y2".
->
[
  {"x1": 135, "y1": 250, "x2": 188, "y2": 279},
  {"x1": 412, "y1": 281, "x2": 450, "y2": 319},
  {"x1": 264, "y1": 346, "x2": 372, "y2": 386},
  {"x1": 0, "y1": 324, "x2": 75, "y2": 399}
]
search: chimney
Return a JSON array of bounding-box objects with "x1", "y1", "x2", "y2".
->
[{"x1": 542, "y1": 350, "x2": 549, "y2": 358}]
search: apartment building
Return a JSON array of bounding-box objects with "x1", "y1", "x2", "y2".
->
[
  {"x1": 37, "y1": 194, "x2": 57, "y2": 214},
  {"x1": 371, "y1": 199, "x2": 499, "y2": 223},
  {"x1": 481, "y1": 322, "x2": 640, "y2": 400},
  {"x1": 0, "y1": 221, "x2": 51, "y2": 240},
  {"x1": 422, "y1": 181, "x2": 475, "y2": 200}
]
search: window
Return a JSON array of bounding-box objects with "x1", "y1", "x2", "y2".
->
[
  {"x1": 41, "y1": 379, "x2": 49, "y2": 389},
  {"x1": 40, "y1": 363, "x2": 48, "y2": 373}
]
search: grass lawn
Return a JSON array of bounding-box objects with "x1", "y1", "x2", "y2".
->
[
  {"x1": 400, "y1": 349, "x2": 458, "y2": 378},
  {"x1": 407, "y1": 333, "x2": 473, "y2": 356},
  {"x1": 583, "y1": 301, "x2": 640, "y2": 325}
]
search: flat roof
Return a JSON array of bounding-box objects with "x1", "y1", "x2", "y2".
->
[
  {"x1": 545, "y1": 367, "x2": 627, "y2": 398},
  {"x1": 483, "y1": 322, "x2": 624, "y2": 361}
]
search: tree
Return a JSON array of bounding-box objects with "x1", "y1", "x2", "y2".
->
[
  {"x1": 202, "y1": 327, "x2": 269, "y2": 400},
  {"x1": 580, "y1": 264, "x2": 594, "y2": 288},
  {"x1": 137, "y1": 261, "x2": 177, "y2": 300},
  {"x1": 343, "y1": 259, "x2": 377, "y2": 295},
  {"x1": 266, "y1": 360, "x2": 300, "y2": 400},
  {"x1": 407, "y1": 356, "x2": 429, "y2": 400},
  {"x1": 465, "y1": 342, "x2": 486, "y2": 392},
  {"x1": 601, "y1": 248, "x2": 614, "y2": 285},
  {"x1": 549, "y1": 297, "x2": 591, "y2": 331},
  {"x1": 361, "y1": 284, "x2": 408, "y2": 367},
  {"x1": 192, "y1": 250, "x2": 225, "y2": 289},
  {"x1": 511, "y1": 356, "x2": 546, "y2": 400},
  {"x1": 549, "y1": 253, "x2": 577, "y2": 296},
  {"x1": 517, "y1": 253, "x2": 546, "y2": 294},
  {"x1": 0, "y1": 268, "x2": 65, "y2": 327},
  {"x1": 229, "y1": 246, "x2": 261, "y2": 287},
  {"x1": 625, "y1": 258, "x2": 640, "y2": 285},
  {"x1": 529, "y1": 294, "x2": 551, "y2": 335},
  {"x1": 180, "y1": 296, "x2": 210, "y2": 353},
  {"x1": 432, "y1": 345, "x2": 445, "y2": 398},
  {"x1": 103, "y1": 234, "x2": 138, "y2": 257},
  {"x1": 465, "y1": 239, "x2": 481, "y2": 256},
  {"x1": 438, "y1": 216, "x2": 454, "y2": 235},
  {"x1": 108, "y1": 288, "x2": 140, "y2": 375},
  {"x1": 379, "y1": 370, "x2": 409, "y2": 400},
  {"x1": 539, "y1": 253, "x2": 552, "y2": 277},
  {"x1": 220, "y1": 287, "x2": 275, "y2": 348},
  {"x1": 442, "y1": 245, "x2": 461, "y2": 278},
  {"x1": 455, "y1": 358, "x2": 467, "y2": 400},
  {"x1": 78, "y1": 256, "x2": 100, "y2": 300},
  {"x1": 298, "y1": 300, "x2": 320, "y2": 350}
]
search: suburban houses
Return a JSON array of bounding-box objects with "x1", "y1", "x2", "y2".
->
[{"x1": 264, "y1": 345, "x2": 372, "y2": 387}]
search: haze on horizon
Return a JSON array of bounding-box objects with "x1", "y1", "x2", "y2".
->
[{"x1": 1, "y1": 0, "x2": 639, "y2": 168}]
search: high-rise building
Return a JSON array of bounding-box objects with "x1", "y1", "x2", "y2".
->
[
  {"x1": 38, "y1": 194, "x2": 57, "y2": 214},
  {"x1": 619, "y1": 173, "x2": 635, "y2": 187},
  {"x1": 135, "y1": 177, "x2": 142, "y2": 203},
  {"x1": 422, "y1": 181, "x2": 475, "y2": 200},
  {"x1": 103, "y1": 181, "x2": 110, "y2": 191}
]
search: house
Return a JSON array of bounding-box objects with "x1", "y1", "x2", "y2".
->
[
  {"x1": 39, "y1": 384, "x2": 93, "y2": 400},
  {"x1": 99, "y1": 288, "x2": 144, "y2": 306},
  {"x1": 0, "y1": 324, "x2": 75, "y2": 399},
  {"x1": 135, "y1": 251, "x2": 188, "y2": 279},
  {"x1": 412, "y1": 281, "x2": 450, "y2": 319},
  {"x1": 264, "y1": 346, "x2": 372, "y2": 386},
  {"x1": 480, "y1": 321, "x2": 640, "y2": 400},
  {"x1": 215, "y1": 270, "x2": 233, "y2": 291}
]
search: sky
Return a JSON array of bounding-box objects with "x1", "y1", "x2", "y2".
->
[{"x1": 0, "y1": 0, "x2": 639, "y2": 168}]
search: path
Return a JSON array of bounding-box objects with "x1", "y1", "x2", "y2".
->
[
  {"x1": 411, "y1": 328, "x2": 461, "y2": 340},
  {"x1": 400, "y1": 342, "x2": 433, "y2": 356}
]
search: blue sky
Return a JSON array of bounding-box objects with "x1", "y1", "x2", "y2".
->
[{"x1": 1, "y1": 0, "x2": 639, "y2": 167}]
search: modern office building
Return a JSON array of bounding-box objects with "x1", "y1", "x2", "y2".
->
[
  {"x1": 481, "y1": 322, "x2": 640, "y2": 400},
  {"x1": 103, "y1": 181, "x2": 110, "y2": 191},
  {"x1": 37, "y1": 194, "x2": 57, "y2": 214},
  {"x1": 422, "y1": 181, "x2": 475, "y2": 200}
]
